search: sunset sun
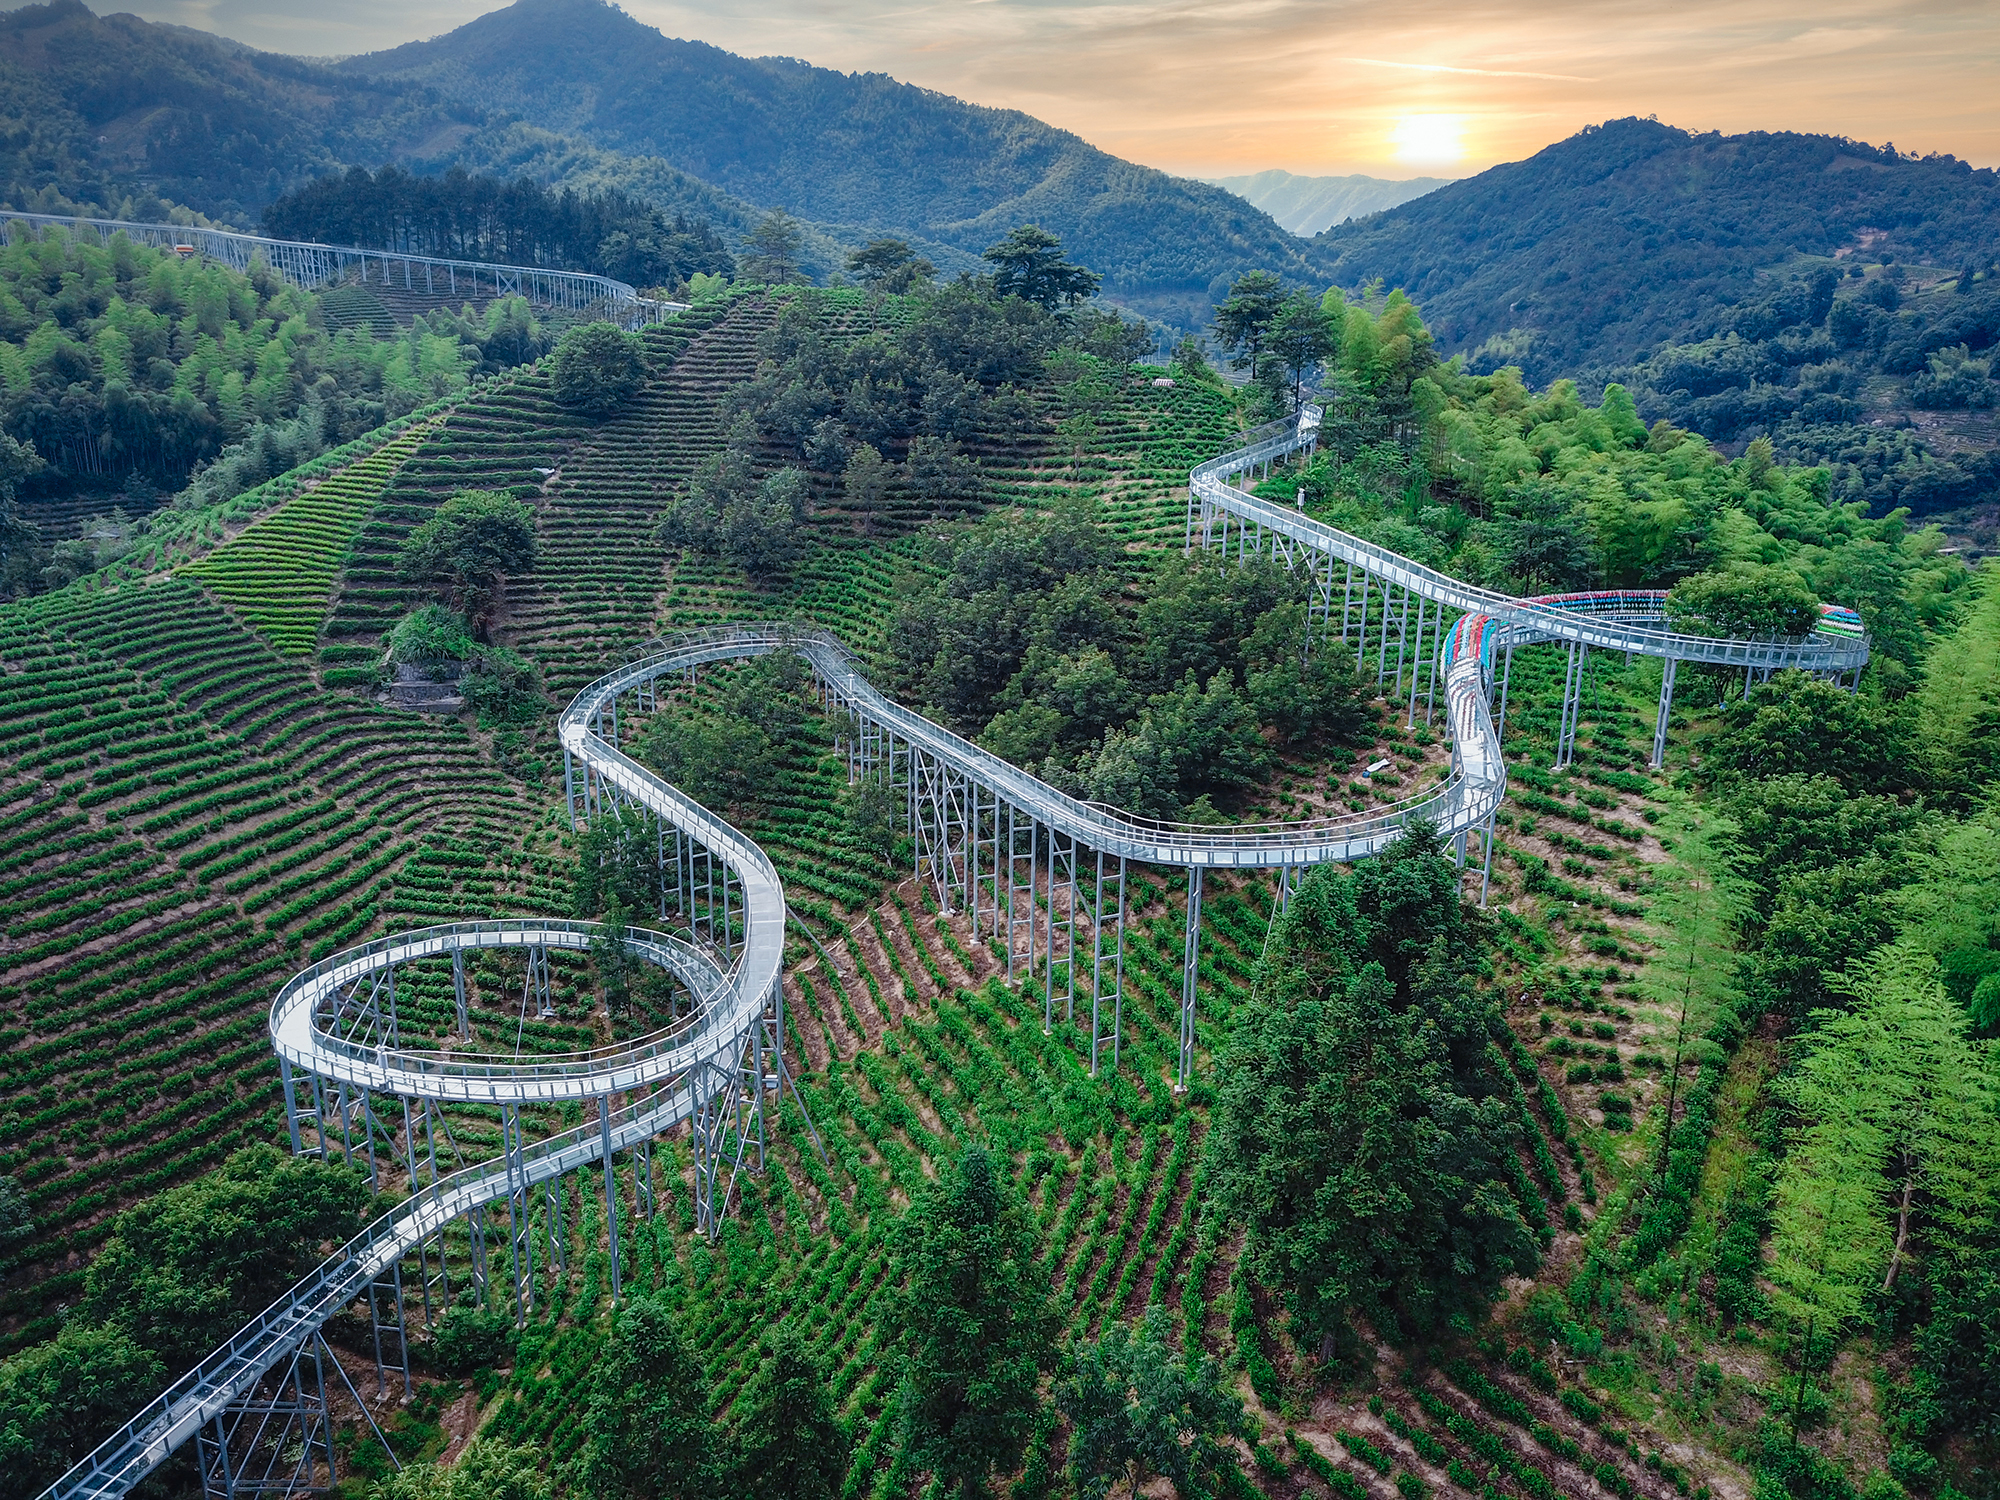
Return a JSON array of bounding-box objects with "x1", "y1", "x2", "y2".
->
[{"x1": 1390, "y1": 112, "x2": 1467, "y2": 167}]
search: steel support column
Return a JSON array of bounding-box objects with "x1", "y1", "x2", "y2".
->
[
  {"x1": 1651, "y1": 656, "x2": 1679, "y2": 769},
  {"x1": 1177, "y1": 867, "x2": 1204, "y2": 1093}
]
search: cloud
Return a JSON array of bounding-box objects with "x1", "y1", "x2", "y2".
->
[
  {"x1": 118, "y1": 0, "x2": 2000, "y2": 175},
  {"x1": 1341, "y1": 57, "x2": 1596, "y2": 82}
]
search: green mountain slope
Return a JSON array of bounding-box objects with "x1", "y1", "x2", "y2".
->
[
  {"x1": 0, "y1": 0, "x2": 454, "y2": 225},
  {"x1": 1311, "y1": 117, "x2": 2000, "y2": 383},
  {"x1": 336, "y1": 0, "x2": 1317, "y2": 327},
  {"x1": 1614, "y1": 260, "x2": 2000, "y2": 518}
]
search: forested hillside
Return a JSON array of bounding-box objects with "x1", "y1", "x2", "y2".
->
[
  {"x1": 1313, "y1": 119, "x2": 2000, "y2": 382},
  {"x1": 0, "y1": 251, "x2": 1994, "y2": 1500},
  {"x1": 1613, "y1": 260, "x2": 1998, "y2": 519},
  {"x1": 335, "y1": 0, "x2": 1315, "y2": 326},
  {"x1": 0, "y1": 0, "x2": 454, "y2": 225},
  {"x1": 0, "y1": 221, "x2": 565, "y2": 593},
  {"x1": 261, "y1": 166, "x2": 736, "y2": 291}
]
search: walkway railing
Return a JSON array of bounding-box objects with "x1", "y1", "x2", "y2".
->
[
  {"x1": 0, "y1": 213, "x2": 688, "y2": 326},
  {"x1": 42, "y1": 390, "x2": 1869, "y2": 1500}
]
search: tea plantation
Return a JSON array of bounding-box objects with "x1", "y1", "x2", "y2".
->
[{"x1": 0, "y1": 288, "x2": 1913, "y2": 1500}]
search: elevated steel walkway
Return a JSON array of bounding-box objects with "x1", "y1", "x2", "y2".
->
[
  {"x1": 0, "y1": 213, "x2": 686, "y2": 327},
  {"x1": 44, "y1": 400, "x2": 1866, "y2": 1500}
]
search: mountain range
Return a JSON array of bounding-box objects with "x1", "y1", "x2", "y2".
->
[
  {"x1": 332, "y1": 0, "x2": 1316, "y2": 327},
  {"x1": 1206, "y1": 170, "x2": 1453, "y2": 236},
  {"x1": 2, "y1": 0, "x2": 1998, "y2": 386},
  {"x1": 1311, "y1": 118, "x2": 2000, "y2": 381}
]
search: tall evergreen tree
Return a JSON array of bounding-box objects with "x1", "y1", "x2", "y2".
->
[
  {"x1": 893, "y1": 1145, "x2": 1056, "y2": 1500},
  {"x1": 730, "y1": 1324, "x2": 848, "y2": 1500},
  {"x1": 576, "y1": 1296, "x2": 719, "y2": 1500},
  {"x1": 1213, "y1": 271, "x2": 1286, "y2": 377},
  {"x1": 847, "y1": 238, "x2": 934, "y2": 293},
  {"x1": 1207, "y1": 830, "x2": 1537, "y2": 1355},
  {"x1": 982, "y1": 226, "x2": 1099, "y2": 310},
  {"x1": 1266, "y1": 291, "x2": 1337, "y2": 412},
  {"x1": 742, "y1": 211, "x2": 807, "y2": 285}
]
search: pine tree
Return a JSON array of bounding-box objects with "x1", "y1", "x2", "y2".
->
[
  {"x1": 576, "y1": 1297, "x2": 719, "y2": 1500},
  {"x1": 893, "y1": 1146, "x2": 1056, "y2": 1500},
  {"x1": 730, "y1": 1324, "x2": 847, "y2": 1500},
  {"x1": 1213, "y1": 271, "x2": 1285, "y2": 376}
]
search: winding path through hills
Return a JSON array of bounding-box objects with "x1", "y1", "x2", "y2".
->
[{"x1": 44, "y1": 406, "x2": 1868, "y2": 1500}]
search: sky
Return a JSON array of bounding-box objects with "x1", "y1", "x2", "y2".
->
[{"x1": 127, "y1": 0, "x2": 2000, "y2": 179}]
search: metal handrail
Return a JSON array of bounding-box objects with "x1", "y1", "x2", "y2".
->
[
  {"x1": 44, "y1": 389, "x2": 1871, "y2": 1500},
  {"x1": 0, "y1": 213, "x2": 690, "y2": 322},
  {"x1": 39, "y1": 1079, "x2": 700, "y2": 1500},
  {"x1": 602, "y1": 623, "x2": 1501, "y2": 868},
  {"x1": 47, "y1": 650, "x2": 784, "y2": 1500},
  {"x1": 271, "y1": 921, "x2": 737, "y2": 1097},
  {"x1": 1195, "y1": 408, "x2": 1869, "y2": 673}
]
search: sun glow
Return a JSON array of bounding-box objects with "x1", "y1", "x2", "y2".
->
[{"x1": 1390, "y1": 113, "x2": 1467, "y2": 167}]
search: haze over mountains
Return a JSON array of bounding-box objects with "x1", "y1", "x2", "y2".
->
[{"x1": 1207, "y1": 170, "x2": 1453, "y2": 236}]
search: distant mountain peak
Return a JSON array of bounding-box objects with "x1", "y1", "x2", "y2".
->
[
  {"x1": 1207, "y1": 169, "x2": 1453, "y2": 237},
  {"x1": 335, "y1": 0, "x2": 1313, "y2": 328}
]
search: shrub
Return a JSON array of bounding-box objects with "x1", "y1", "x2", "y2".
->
[
  {"x1": 463, "y1": 647, "x2": 547, "y2": 725},
  {"x1": 431, "y1": 1305, "x2": 517, "y2": 1376},
  {"x1": 552, "y1": 322, "x2": 646, "y2": 417},
  {"x1": 388, "y1": 605, "x2": 474, "y2": 665},
  {"x1": 1559, "y1": 1387, "x2": 1603, "y2": 1425}
]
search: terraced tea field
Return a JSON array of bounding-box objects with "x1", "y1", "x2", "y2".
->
[
  {"x1": 1, "y1": 294, "x2": 1738, "y2": 1500},
  {"x1": 0, "y1": 577, "x2": 541, "y2": 1345},
  {"x1": 183, "y1": 417, "x2": 446, "y2": 654}
]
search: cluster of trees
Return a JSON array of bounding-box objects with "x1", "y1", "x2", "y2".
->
[
  {"x1": 551, "y1": 321, "x2": 649, "y2": 419},
  {"x1": 389, "y1": 487, "x2": 545, "y2": 720},
  {"x1": 569, "y1": 1301, "x2": 845, "y2": 1500},
  {"x1": 731, "y1": 236, "x2": 1140, "y2": 453},
  {"x1": 1206, "y1": 288, "x2": 1956, "y2": 683},
  {"x1": 660, "y1": 230, "x2": 1149, "y2": 571},
  {"x1": 886, "y1": 501, "x2": 1370, "y2": 819},
  {"x1": 1206, "y1": 271, "x2": 1442, "y2": 444},
  {"x1": 0, "y1": 230, "x2": 462, "y2": 507},
  {"x1": 629, "y1": 651, "x2": 818, "y2": 814},
  {"x1": 1616, "y1": 262, "x2": 2000, "y2": 516},
  {"x1": 262, "y1": 166, "x2": 735, "y2": 292},
  {"x1": 556, "y1": 1145, "x2": 1245, "y2": 1500},
  {"x1": 0, "y1": 1147, "x2": 374, "y2": 1493},
  {"x1": 174, "y1": 288, "x2": 565, "y2": 514},
  {"x1": 0, "y1": 228, "x2": 565, "y2": 601},
  {"x1": 1207, "y1": 828, "x2": 1543, "y2": 1357},
  {"x1": 657, "y1": 416, "x2": 812, "y2": 575},
  {"x1": 1673, "y1": 557, "x2": 2000, "y2": 1471}
]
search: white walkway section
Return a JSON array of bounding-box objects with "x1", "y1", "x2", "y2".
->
[{"x1": 43, "y1": 400, "x2": 1869, "y2": 1500}]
